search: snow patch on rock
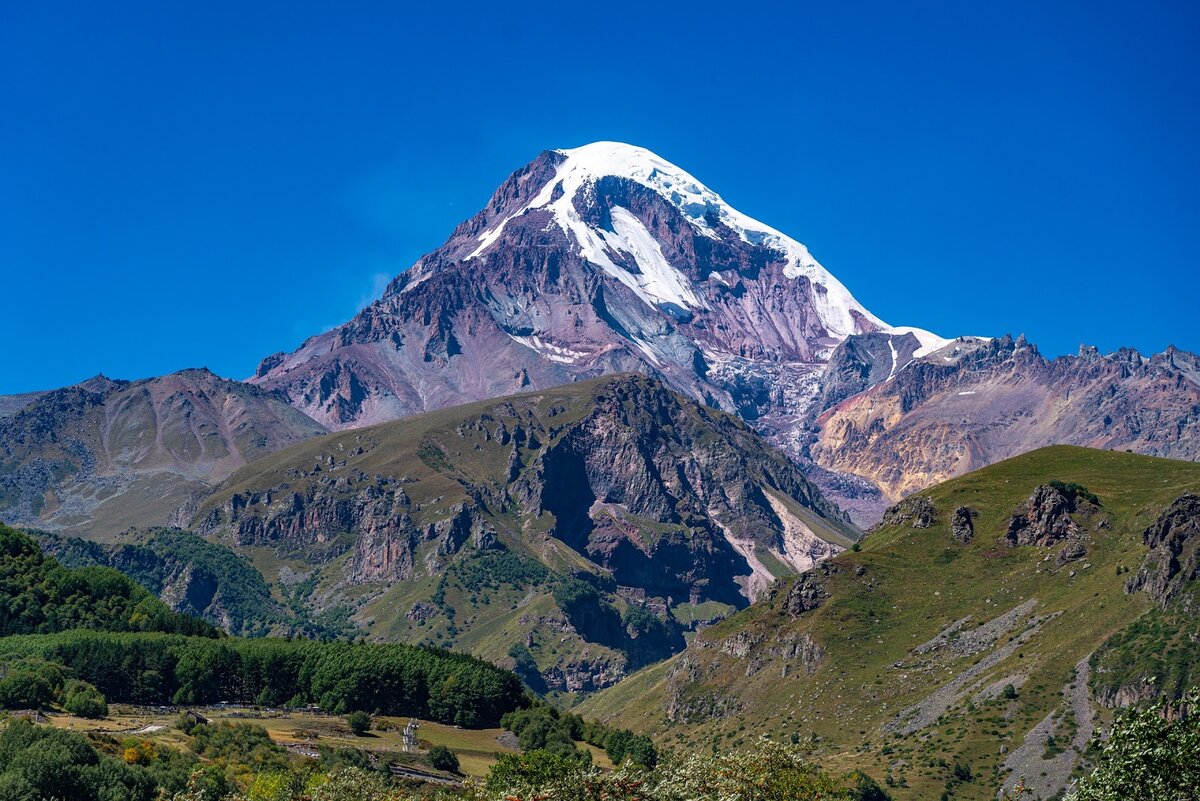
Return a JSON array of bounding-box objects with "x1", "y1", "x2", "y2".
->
[{"x1": 597, "y1": 207, "x2": 706, "y2": 310}]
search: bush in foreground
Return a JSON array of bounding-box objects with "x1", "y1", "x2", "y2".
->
[
  {"x1": 1065, "y1": 687, "x2": 1200, "y2": 801},
  {"x1": 474, "y1": 739, "x2": 887, "y2": 801}
]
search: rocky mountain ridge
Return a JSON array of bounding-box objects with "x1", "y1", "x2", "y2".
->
[
  {"x1": 246, "y1": 141, "x2": 1200, "y2": 525},
  {"x1": 809, "y1": 335, "x2": 1200, "y2": 521},
  {"x1": 248, "y1": 142, "x2": 944, "y2": 446},
  {"x1": 0, "y1": 368, "x2": 327, "y2": 536}
]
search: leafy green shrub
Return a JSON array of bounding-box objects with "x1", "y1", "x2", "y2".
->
[
  {"x1": 500, "y1": 703, "x2": 657, "y2": 769},
  {"x1": 650, "y1": 738, "x2": 888, "y2": 800},
  {"x1": 190, "y1": 722, "x2": 288, "y2": 772},
  {"x1": 502, "y1": 705, "x2": 582, "y2": 758},
  {"x1": 1048, "y1": 480, "x2": 1100, "y2": 506},
  {"x1": 0, "y1": 718, "x2": 157, "y2": 801},
  {"x1": 1067, "y1": 687, "x2": 1200, "y2": 800},
  {"x1": 346, "y1": 710, "x2": 371, "y2": 736},
  {"x1": 0, "y1": 658, "x2": 62, "y2": 709},
  {"x1": 485, "y1": 750, "x2": 588, "y2": 795},
  {"x1": 429, "y1": 744, "x2": 459, "y2": 772},
  {"x1": 451, "y1": 550, "x2": 548, "y2": 592},
  {"x1": 62, "y1": 678, "x2": 108, "y2": 718}
]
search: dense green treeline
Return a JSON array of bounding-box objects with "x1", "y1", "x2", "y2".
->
[
  {"x1": 0, "y1": 523, "x2": 215, "y2": 637},
  {"x1": 0, "y1": 631, "x2": 525, "y2": 726}
]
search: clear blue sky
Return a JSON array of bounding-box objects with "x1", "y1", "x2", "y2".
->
[{"x1": 2, "y1": 1, "x2": 1197, "y2": 393}]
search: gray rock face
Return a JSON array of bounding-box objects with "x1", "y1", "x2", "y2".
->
[
  {"x1": 1006, "y1": 484, "x2": 1091, "y2": 547},
  {"x1": 1056, "y1": 538, "x2": 1088, "y2": 565},
  {"x1": 784, "y1": 563, "x2": 840, "y2": 617},
  {"x1": 880, "y1": 495, "x2": 937, "y2": 529},
  {"x1": 951, "y1": 506, "x2": 978, "y2": 543},
  {"x1": 813, "y1": 330, "x2": 926, "y2": 415},
  {"x1": 1127, "y1": 494, "x2": 1200, "y2": 607}
]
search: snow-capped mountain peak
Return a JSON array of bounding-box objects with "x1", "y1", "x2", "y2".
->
[
  {"x1": 254, "y1": 142, "x2": 953, "y2": 442},
  {"x1": 465, "y1": 141, "x2": 884, "y2": 340}
]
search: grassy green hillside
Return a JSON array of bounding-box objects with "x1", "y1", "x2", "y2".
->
[{"x1": 579, "y1": 446, "x2": 1200, "y2": 800}]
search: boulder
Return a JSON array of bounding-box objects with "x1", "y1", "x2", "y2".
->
[
  {"x1": 951, "y1": 506, "x2": 978, "y2": 544},
  {"x1": 784, "y1": 563, "x2": 839, "y2": 617},
  {"x1": 880, "y1": 496, "x2": 937, "y2": 529}
]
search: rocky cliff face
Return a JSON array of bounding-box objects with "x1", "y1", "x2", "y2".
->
[
  {"x1": 194, "y1": 374, "x2": 856, "y2": 690},
  {"x1": 0, "y1": 369, "x2": 327, "y2": 536},
  {"x1": 1127, "y1": 493, "x2": 1200, "y2": 608},
  {"x1": 810, "y1": 336, "x2": 1200, "y2": 522},
  {"x1": 1006, "y1": 484, "x2": 1086, "y2": 547}
]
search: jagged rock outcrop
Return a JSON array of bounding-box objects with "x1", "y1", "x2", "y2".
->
[
  {"x1": 1056, "y1": 538, "x2": 1088, "y2": 565},
  {"x1": 197, "y1": 477, "x2": 489, "y2": 584},
  {"x1": 1093, "y1": 682, "x2": 1159, "y2": 709},
  {"x1": 772, "y1": 631, "x2": 825, "y2": 675},
  {"x1": 709, "y1": 629, "x2": 825, "y2": 678},
  {"x1": 406, "y1": 602, "x2": 437, "y2": 623},
  {"x1": 1006, "y1": 483, "x2": 1097, "y2": 547},
  {"x1": 951, "y1": 505, "x2": 978, "y2": 543},
  {"x1": 879, "y1": 495, "x2": 937, "y2": 529},
  {"x1": 813, "y1": 329, "x2": 929, "y2": 415},
  {"x1": 784, "y1": 562, "x2": 840, "y2": 617},
  {"x1": 662, "y1": 653, "x2": 747, "y2": 724},
  {"x1": 1126, "y1": 494, "x2": 1200, "y2": 607},
  {"x1": 543, "y1": 653, "x2": 629, "y2": 694}
]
